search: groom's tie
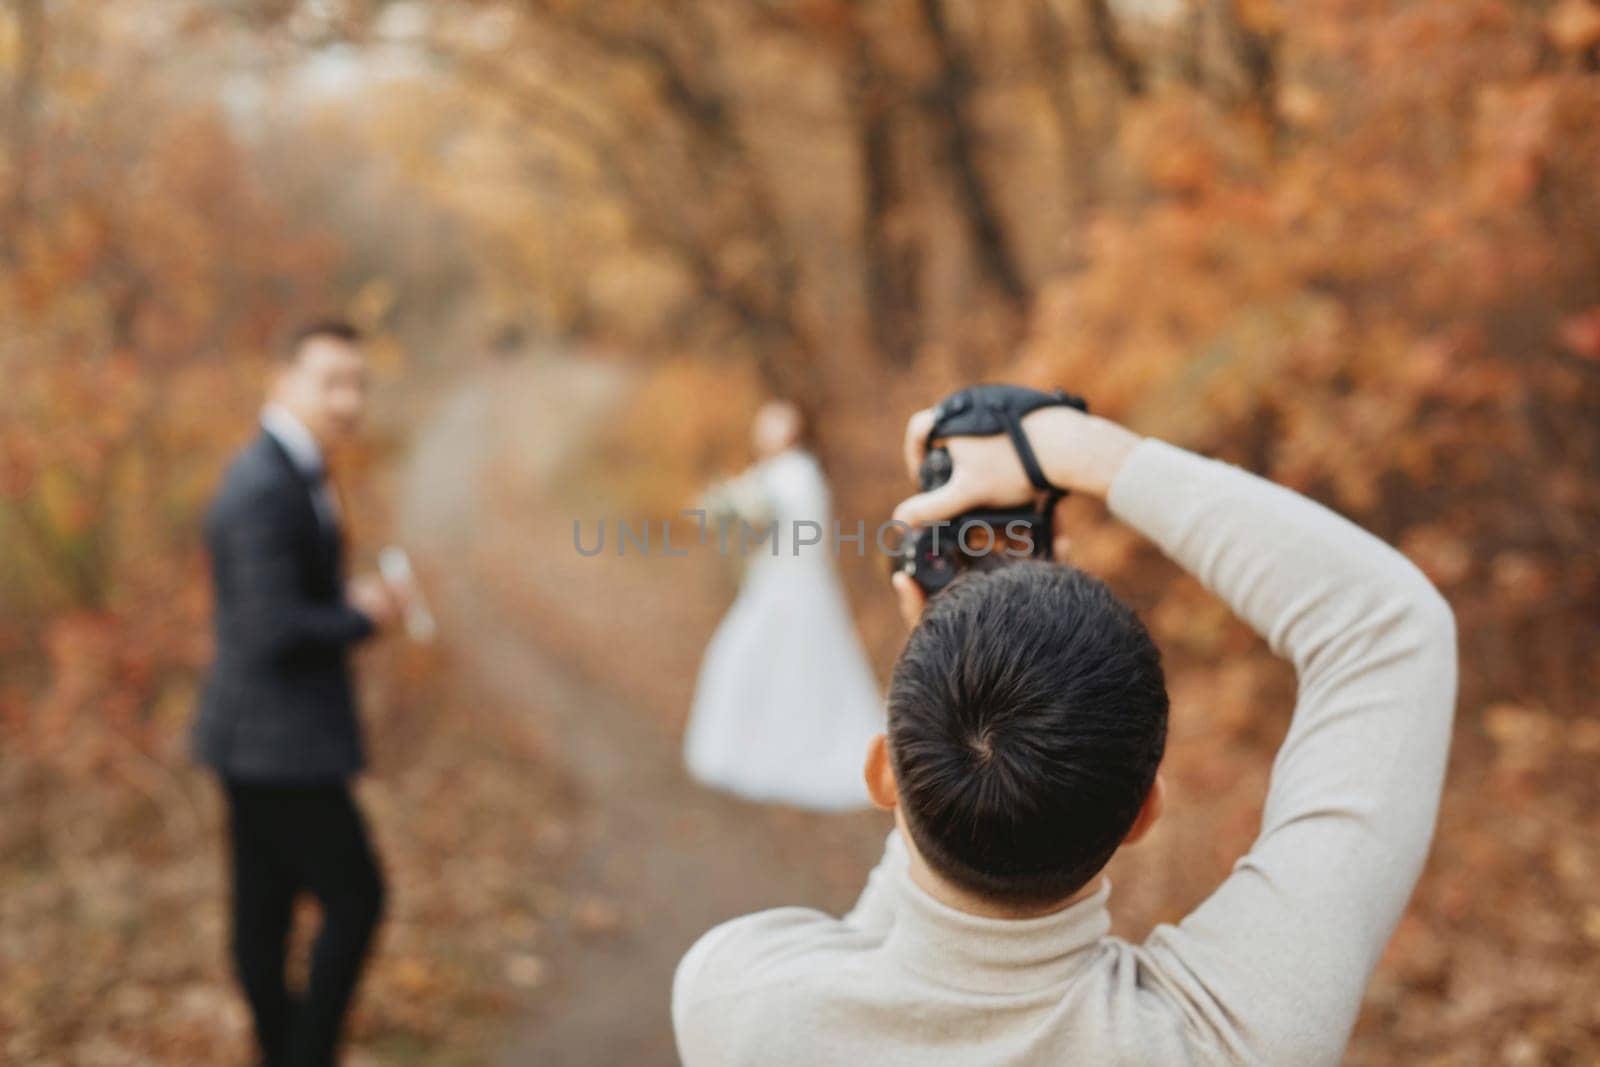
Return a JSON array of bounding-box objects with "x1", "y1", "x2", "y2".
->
[{"x1": 303, "y1": 460, "x2": 344, "y2": 541}]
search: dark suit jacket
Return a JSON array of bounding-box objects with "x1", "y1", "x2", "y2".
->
[{"x1": 192, "y1": 431, "x2": 375, "y2": 782}]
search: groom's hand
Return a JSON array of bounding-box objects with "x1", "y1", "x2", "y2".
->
[{"x1": 349, "y1": 574, "x2": 402, "y2": 631}]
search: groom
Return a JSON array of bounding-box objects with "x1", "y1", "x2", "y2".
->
[
  {"x1": 193, "y1": 320, "x2": 404, "y2": 1067},
  {"x1": 674, "y1": 388, "x2": 1457, "y2": 1065}
]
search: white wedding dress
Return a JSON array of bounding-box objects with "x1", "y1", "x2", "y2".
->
[{"x1": 683, "y1": 449, "x2": 884, "y2": 811}]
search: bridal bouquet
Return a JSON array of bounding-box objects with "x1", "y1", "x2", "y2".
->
[{"x1": 698, "y1": 468, "x2": 773, "y2": 531}]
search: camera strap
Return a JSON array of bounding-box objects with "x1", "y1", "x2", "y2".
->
[{"x1": 924, "y1": 384, "x2": 1088, "y2": 496}]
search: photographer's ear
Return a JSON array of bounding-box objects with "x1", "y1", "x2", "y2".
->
[
  {"x1": 892, "y1": 571, "x2": 927, "y2": 630},
  {"x1": 864, "y1": 733, "x2": 899, "y2": 812},
  {"x1": 1123, "y1": 773, "x2": 1166, "y2": 846}
]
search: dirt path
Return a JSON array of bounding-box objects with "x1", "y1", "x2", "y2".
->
[{"x1": 396, "y1": 355, "x2": 885, "y2": 1066}]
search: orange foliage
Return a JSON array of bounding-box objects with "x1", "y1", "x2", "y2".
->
[{"x1": 3, "y1": 0, "x2": 1598, "y2": 1060}]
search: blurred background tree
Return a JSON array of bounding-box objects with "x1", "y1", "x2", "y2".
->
[{"x1": 371, "y1": 0, "x2": 1598, "y2": 703}]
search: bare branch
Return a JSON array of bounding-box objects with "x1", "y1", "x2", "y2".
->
[
  {"x1": 847, "y1": 11, "x2": 921, "y2": 365},
  {"x1": 4, "y1": 0, "x2": 47, "y2": 259},
  {"x1": 1082, "y1": 0, "x2": 1145, "y2": 96},
  {"x1": 1031, "y1": 0, "x2": 1096, "y2": 212},
  {"x1": 916, "y1": 0, "x2": 1029, "y2": 308}
]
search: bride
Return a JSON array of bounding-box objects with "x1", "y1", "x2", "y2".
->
[{"x1": 682, "y1": 401, "x2": 883, "y2": 811}]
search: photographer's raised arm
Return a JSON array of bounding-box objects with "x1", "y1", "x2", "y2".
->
[
  {"x1": 1103, "y1": 434, "x2": 1456, "y2": 1064},
  {"x1": 899, "y1": 407, "x2": 1457, "y2": 1062}
]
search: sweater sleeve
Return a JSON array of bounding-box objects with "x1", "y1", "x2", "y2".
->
[{"x1": 1106, "y1": 439, "x2": 1457, "y2": 1066}]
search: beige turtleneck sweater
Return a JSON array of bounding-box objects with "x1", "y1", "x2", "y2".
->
[{"x1": 672, "y1": 439, "x2": 1458, "y2": 1066}]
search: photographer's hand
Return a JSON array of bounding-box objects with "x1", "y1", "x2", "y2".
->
[
  {"x1": 893, "y1": 405, "x2": 1142, "y2": 525},
  {"x1": 888, "y1": 402, "x2": 1141, "y2": 626}
]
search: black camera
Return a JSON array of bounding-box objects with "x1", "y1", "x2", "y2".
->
[{"x1": 898, "y1": 385, "x2": 1088, "y2": 596}]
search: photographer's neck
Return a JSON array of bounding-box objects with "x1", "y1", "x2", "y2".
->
[{"x1": 895, "y1": 812, "x2": 1101, "y2": 921}]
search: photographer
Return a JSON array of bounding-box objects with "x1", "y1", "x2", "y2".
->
[{"x1": 672, "y1": 392, "x2": 1457, "y2": 1065}]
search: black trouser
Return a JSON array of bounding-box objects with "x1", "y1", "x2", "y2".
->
[{"x1": 223, "y1": 780, "x2": 385, "y2": 1067}]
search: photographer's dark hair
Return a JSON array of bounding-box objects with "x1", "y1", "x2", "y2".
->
[
  {"x1": 281, "y1": 319, "x2": 363, "y2": 361},
  {"x1": 888, "y1": 561, "x2": 1168, "y2": 909}
]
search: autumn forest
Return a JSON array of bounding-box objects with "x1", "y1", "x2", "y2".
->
[{"x1": 2, "y1": 0, "x2": 1598, "y2": 1063}]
